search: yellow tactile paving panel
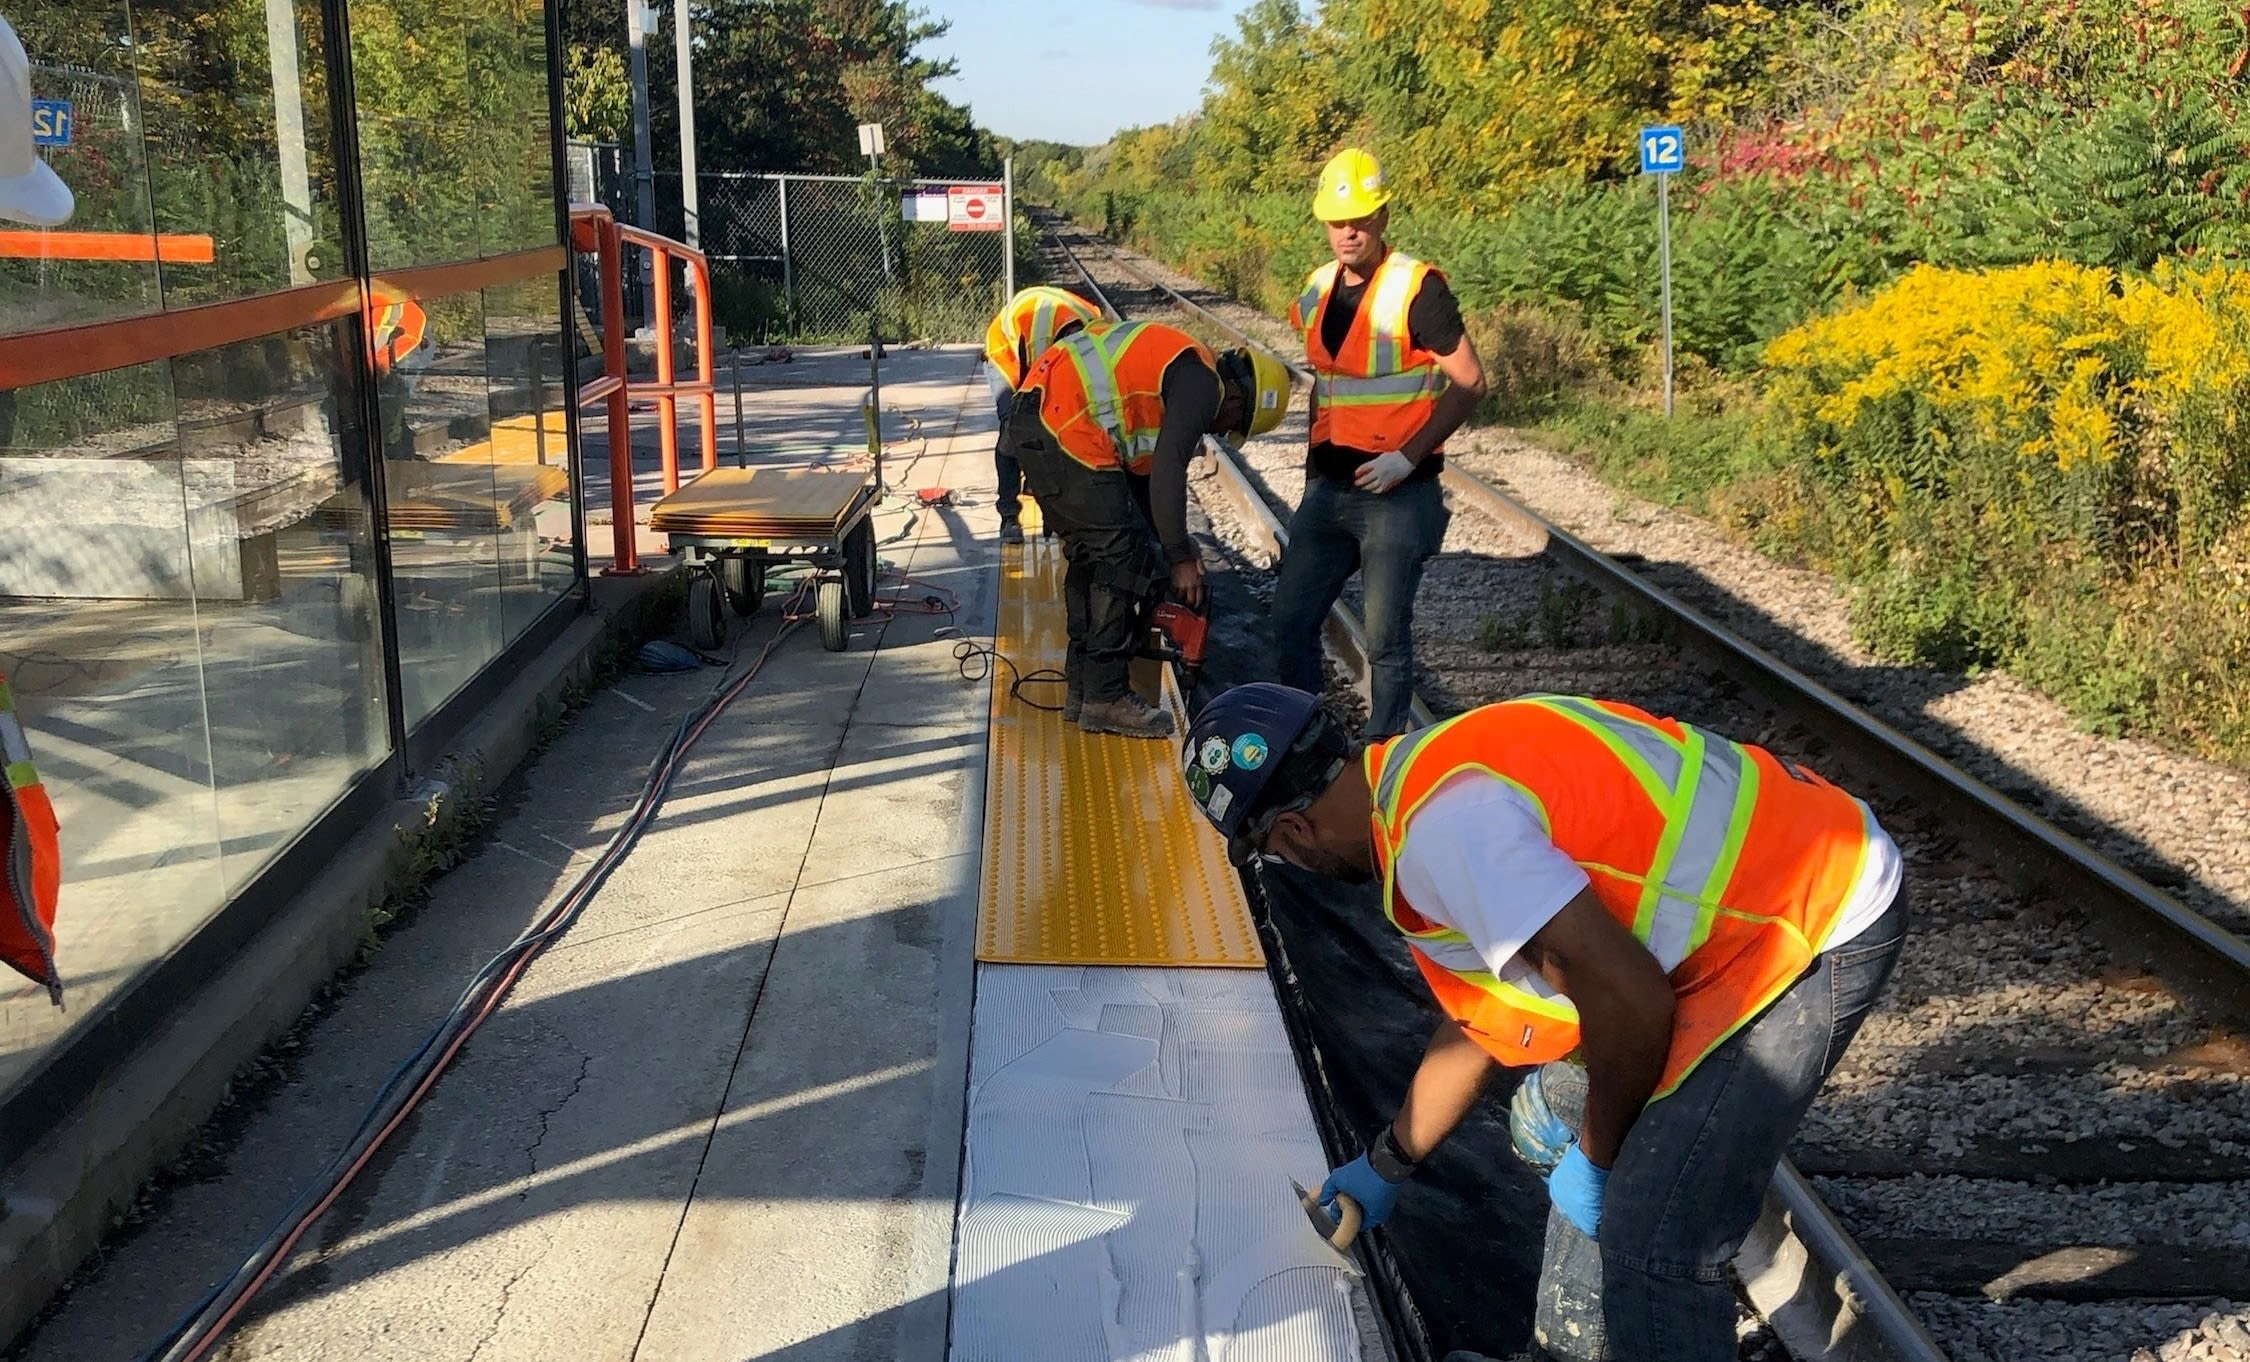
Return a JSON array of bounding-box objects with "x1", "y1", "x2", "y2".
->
[{"x1": 977, "y1": 526, "x2": 1264, "y2": 968}]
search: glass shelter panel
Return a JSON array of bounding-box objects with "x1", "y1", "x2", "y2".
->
[
  {"x1": 0, "y1": 324, "x2": 387, "y2": 1094},
  {"x1": 481, "y1": 273, "x2": 575, "y2": 637}
]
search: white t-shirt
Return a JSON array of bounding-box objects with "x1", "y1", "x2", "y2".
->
[{"x1": 1390, "y1": 772, "x2": 1902, "y2": 981}]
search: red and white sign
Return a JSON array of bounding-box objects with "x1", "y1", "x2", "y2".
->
[{"x1": 946, "y1": 183, "x2": 1004, "y2": 232}]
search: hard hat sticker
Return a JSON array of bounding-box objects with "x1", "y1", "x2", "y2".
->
[
  {"x1": 1207, "y1": 786, "x2": 1234, "y2": 820},
  {"x1": 1231, "y1": 734, "x2": 1269, "y2": 771},
  {"x1": 1361, "y1": 174, "x2": 1383, "y2": 191},
  {"x1": 1187, "y1": 766, "x2": 1214, "y2": 802},
  {"x1": 1198, "y1": 737, "x2": 1231, "y2": 774}
]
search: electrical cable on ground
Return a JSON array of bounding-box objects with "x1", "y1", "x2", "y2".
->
[
  {"x1": 138, "y1": 435, "x2": 973, "y2": 1361},
  {"x1": 137, "y1": 578, "x2": 823, "y2": 1362}
]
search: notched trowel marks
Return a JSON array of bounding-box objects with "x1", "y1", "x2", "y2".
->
[{"x1": 952, "y1": 965, "x2": 1376, "y2": 1361}]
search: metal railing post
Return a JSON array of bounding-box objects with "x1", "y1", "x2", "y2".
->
[
  {"x1": 691, "y1": 253, "x2": 717, "y2": 476},
  {"x1": 594, "y1": 213, "x2": 639, "y2": 574},
  {"x1": 653, "y1": 247, "x2": 679, "y2": 492}
]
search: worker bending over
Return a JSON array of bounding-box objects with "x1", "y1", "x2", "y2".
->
[
  {"x1": 1006, "y1": 321, "x2": 1290, "y2": 738},
  {"x1": 1271, "y1": 149, "x2": 1485, "y2": 738},
  {"x1": 983, "y1": 285, "x2": 1103, "y2": 544},
  {"x1": 1181, "y1": 685, "x2": 1907, "y2": 1362}
]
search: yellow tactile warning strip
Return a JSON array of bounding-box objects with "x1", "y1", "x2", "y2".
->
[{"x1": 977, "y1": 526, "x2": 1264, "y2": 968}]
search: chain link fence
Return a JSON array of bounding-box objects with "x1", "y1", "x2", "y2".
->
[{"x1": 657, "y1": 170, "x2": 1012, "y2": 346}]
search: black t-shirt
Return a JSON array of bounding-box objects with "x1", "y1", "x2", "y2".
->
[
  {"x1": 1147, "y1": 353, "x2": 1220, "y2": 564},
  {"x1": 1309, "y1": 265, "x2": 1465, "y2": 486}
]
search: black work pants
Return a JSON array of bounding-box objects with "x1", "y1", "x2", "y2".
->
[{"x1": 1007, "y1": 403, "x2": 1165, "y2": 704}]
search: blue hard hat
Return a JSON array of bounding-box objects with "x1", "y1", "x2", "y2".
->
[{"x1": 1181, "y1": 683, "x2": 1350, "y2": 866}]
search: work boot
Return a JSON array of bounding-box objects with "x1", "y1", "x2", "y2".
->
[
  {"x1": 999, "y1": 518, "x2": 1024, "y2": 545},
  {"x1": 1078, "y1": 693, "x2": 1174, "y2": 739}
]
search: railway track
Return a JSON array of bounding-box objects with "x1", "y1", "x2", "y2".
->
[{"x1": 1039, "y1": 218, "x2": 2250, "y2": 1362}]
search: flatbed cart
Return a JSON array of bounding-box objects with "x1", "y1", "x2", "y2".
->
[{"x1": 646, "y1": 466, "x2": 880, "y2": 653}]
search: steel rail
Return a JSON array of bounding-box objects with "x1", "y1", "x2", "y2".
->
[{"x1": 1046, "y1": 219, "x2": 1959, "y2": 1362}]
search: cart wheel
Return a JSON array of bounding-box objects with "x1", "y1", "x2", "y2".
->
[
  {"x1": 686, "y1": 569, "x2": 727, "y2": 651},
  {"x1": 720, "y1": 555, "x2": 766, "y2": 616},
  {"x1": 843, "y1": 518, "x2": 876, "y2": 620},
  {"x1": 817, "y1": 579, "x2": 849, "y2": 651}
]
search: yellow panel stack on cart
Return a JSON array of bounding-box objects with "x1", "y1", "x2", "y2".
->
[
  {"x1": 647, "y1": 467, "x2": 873, "y2": 540},
  {"x1": 976, "y1": 518, "x2": 1263, "y2": 968}
]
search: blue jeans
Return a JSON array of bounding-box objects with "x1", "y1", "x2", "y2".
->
[
  {"x1": 1270, "y1": 474, "x2": 1448, "y2": 737},
  {"x1": 1532, "y1": 888, "x2": 1910, "y2": 1362},
  {"x1": 986, "y1": 363, "x2": 1022, "y2": 523}
]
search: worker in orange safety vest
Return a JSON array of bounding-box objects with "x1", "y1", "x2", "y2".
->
[
  {"x1": 1005, "y1": 321, "x2": 1292, "y2": 738},
  {"x1": 984, "y1": 285, "x2": 1102, "y2": 544},
  {"x1": 1180, "y1": 685, "x2": 1908, "y2": 1362},
  {"x1": 0, "y1": 674, "x2": 63, "y2": 1007},
  {"x1": 367, "y1": 285, "x2": 430, "y2": 376},
  {"x1": 1270, "y1": 148, "x2": 1487, "y2": 740}
]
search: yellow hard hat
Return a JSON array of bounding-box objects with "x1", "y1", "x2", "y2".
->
[
  {"x1": 1245, "y1": 349, "x2": 1294, "y2": 437},
  {"x1": 1314, "y1": 148, "x2": 1391, "y2": 222}
]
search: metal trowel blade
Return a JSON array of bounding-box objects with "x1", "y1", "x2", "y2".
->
[{"x1": 1290, "y1": 1179, "x2": 1364, "y2": 1273}]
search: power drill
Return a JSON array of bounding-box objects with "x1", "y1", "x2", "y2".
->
[{"x1": 1144, "y1": 599, "x2": 1210, "y2": 691}]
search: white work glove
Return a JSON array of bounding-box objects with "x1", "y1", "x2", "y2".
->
[{"x1": 1353, "y1": 451, "x2": 1415, "y2": 494}]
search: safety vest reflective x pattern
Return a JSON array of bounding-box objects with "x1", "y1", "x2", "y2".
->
[
  {"x1": 1023, "y1": 321, "x2": 1214, "y2": 476},
  {"x1": 0, "y1": 674, "x2": 62, "y2": 1007},
  {"x1": 1367, "y1": 697, "x2": 1880, "y2": 1098},
  {"x1": 985, "y1": 285, "x2": 1102, "y2": 391},
  {"x1": 1290, "y1": 251, "x2": 1447, "y2": 455}
]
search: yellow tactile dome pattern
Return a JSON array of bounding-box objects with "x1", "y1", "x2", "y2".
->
[{"x1": 976, "y1": 519, "x2": 1263, "y2": 967}]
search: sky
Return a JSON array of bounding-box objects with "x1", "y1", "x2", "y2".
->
[{"x1": 919, "y1": 0, "x2": 1256, "y2": 147}]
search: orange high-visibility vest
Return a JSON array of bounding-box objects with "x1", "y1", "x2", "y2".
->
[
  {"x1": 1021, "y1": 320, "x2": 1215, "y2": 476},
  {"x1": 0, "y1": 674, "x2": 62, "y2": 1007},
  {"x1": 1290, "y1": 250, "x2": 1448, "y2": 454},
  {"x1": 367, "y1": 286, "x2": 429, "y2": 375},
  {"x1": 985, "y1": 285, "x2": 1103, "y2": 390},
  {"x1": 1367, "y1": 696, "x2": 1882, "y2": 1098}
]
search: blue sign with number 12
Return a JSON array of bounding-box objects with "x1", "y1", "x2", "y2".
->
[
  {"x1": 1639, "y1": 125, "x2": 1684, "y2": 175},
  {"x1": 31, "y1": 100, "x2": 72, "y2": 148}
]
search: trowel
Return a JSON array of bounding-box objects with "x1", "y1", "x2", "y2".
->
[{"x1": 1290, "y1": 1179, "x2": 1364, "y2": 1265}]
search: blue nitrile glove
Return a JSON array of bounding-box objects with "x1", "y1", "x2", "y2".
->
[
  {"x1": 1549, "y1": 1142, "x2": 1609, "y2": 1240},
  {"x1": 1509, "y1": 1066, "x2": 1576, "y2": 1174},
  {"x1": 1319, "y1": 1153, "x2": 1403, "y2": 1229}
]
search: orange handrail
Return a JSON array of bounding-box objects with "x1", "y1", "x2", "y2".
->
[
  {"x1": 567, "y1": 204, "x2": 719, "y2": 575},
  {"x1": 0, "y1": 230, "x2": 216, "y2": 263}
]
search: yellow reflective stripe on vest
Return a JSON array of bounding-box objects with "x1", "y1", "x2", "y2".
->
[
  {"x1": 1059, "y1": 328, "x2": 1131, "y2": 456},
  {"x1": 1366, "y1": 253, "x2": 1420, "y2": 374},
  {"x1": 1523, "y1": 696, "x2": 1762, "y2": 972},
  {"x1": 1293, "y1": 262, "x2": 1337, "y2": 340},
  {"x1": 1312, "y1": 371, "x2": 1446, "y2": 405},
  {"x1": 0, "y1": 713, "x2": 32, "y2": 780}
]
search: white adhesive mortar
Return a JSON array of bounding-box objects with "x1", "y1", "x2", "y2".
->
[{"x1": 952, "y1": 965, "x2": 1381, "y2": 1362}]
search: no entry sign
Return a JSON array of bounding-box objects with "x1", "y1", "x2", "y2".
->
[{"x1": 947, "y1": 183, "x2": 1004, "y2": 232}]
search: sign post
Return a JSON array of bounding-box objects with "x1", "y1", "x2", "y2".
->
[
  {"x1": 1002, "y1": 156, "x2": 1015, "y2": 299},
  {"x1": 858, "y1": 122, "x2": 892, "y2": 287},
  {"x1": 1638, "y1": 125, "x2": 1684, "y2": 418}
]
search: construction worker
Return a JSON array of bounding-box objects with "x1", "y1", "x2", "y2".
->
[
  {"x1": 985, "y1": 285, "x2": 1104, "y2": 544},
  {"x1": 1006, "y1": 321, "x2": 1291, "y2": 738},
  {"x1": 0, "y1": 673, "x2": 63, "y2": 1007},
  {"x1": 1270, "y1": 149, "x2": 1486, "y2": 738},
  {"x1": 1179, "y1": 685, "x2": 1907, "y2": 1362}
]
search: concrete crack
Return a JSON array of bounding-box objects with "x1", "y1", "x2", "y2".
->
[
  {"x1": 524, "y1": 1020, "x2": 592, "y2": 1174},
  {"x1": 466, "y1": 1255, "x2": 539, "y2": 1362}
]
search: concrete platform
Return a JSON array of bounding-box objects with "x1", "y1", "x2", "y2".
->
[
  {"x1": 7, "y1": 346, "x2": 1001, "y2": 1362},
  {"x1": 9, "y1": 344, "x2": 1392, "y2": 1362}
]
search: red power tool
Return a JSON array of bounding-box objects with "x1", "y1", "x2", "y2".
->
[{"x1": 1145, "y1": 600, "x2": 1210, "y2": 690}]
